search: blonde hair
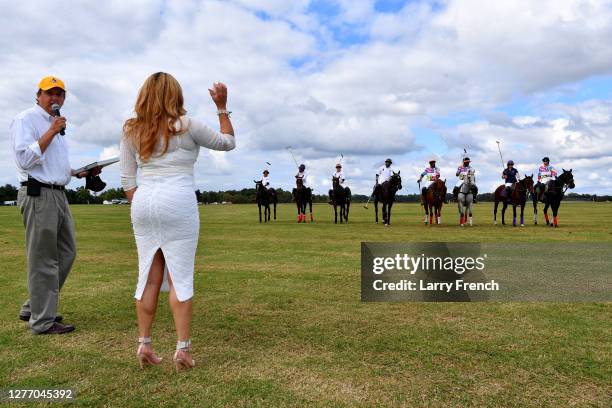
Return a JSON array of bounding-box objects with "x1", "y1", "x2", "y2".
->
[{"x1": 123, "y1": 72, "x2": 187, "y2": 161}]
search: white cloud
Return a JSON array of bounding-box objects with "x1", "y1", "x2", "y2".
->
[{"x1": 1, "y1": 0, "x2": 611, "y2": 194}]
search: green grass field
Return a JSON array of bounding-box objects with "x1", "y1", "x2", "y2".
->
[{"x1": 0, "y1": 202, "x2": 610, "y2": 407}]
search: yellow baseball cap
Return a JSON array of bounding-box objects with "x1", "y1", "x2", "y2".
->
[{"x1": 38, "y1": 76, "x2": 66, "y2": 91}]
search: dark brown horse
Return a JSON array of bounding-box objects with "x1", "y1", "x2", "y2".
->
[
  {"x1": 330, "y1": 176, "x2": 351, "y2": 224},
  {"x1": 493, "y1": 175, "x2": 534, "y2": 227},
  {"x1": 532, "y1": 169, "x2": 575, "y2": 227},
  {"x1": 423, "y1": 179, "x2": 446, "y2": 225},
  {"x1": 374, "y1": 171, "x2": 402, "y2": 226},
  {"x1": 292, "y1": 177, "x2": 313, "y2": 223},
  {"x1": 254, "y1": 180, "x2": 277, "y2": 223}
]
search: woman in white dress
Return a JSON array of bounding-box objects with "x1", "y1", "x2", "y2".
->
[{"x1": 120, "y1": 72, "x2": 235, "y2": 372}]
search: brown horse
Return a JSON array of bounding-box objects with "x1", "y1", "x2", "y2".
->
[
  {"x1": 493, "y1": 175, "x2": 534, "y2": 227},
  {"x1": 423, "y1": 179, "x2": 447, "y2": 225}
]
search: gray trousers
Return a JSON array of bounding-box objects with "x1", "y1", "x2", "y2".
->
[{"x1": 17, "y1": 186, "x2": 76, "y2": 333}]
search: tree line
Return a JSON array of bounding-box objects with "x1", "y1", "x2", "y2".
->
[{"x1": 1, "y1": 183, "x2": 611, "y2": 204}]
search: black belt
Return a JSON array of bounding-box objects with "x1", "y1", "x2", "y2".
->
[{"x1": 21, "y1": 181, "x2": 65, "y2": 191}]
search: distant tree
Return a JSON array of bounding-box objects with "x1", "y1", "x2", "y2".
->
[
  {"x1": 65, "y1": 187, "x2": 97, "y2": 204},
  {"x1": 100, "y1": 188, "x2": 126, "y2": 201},
  {"x1": 0, "y1": 184, "x2": 18, "y2": 201}
]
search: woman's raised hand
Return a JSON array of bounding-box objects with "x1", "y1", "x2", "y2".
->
[{"x1": 209, "y1": 82, "x2": 228, "y2": 109}]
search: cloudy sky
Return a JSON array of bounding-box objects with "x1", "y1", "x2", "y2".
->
[{"x1": 2, "y1": 0, "x2": 611, "y2": 194}]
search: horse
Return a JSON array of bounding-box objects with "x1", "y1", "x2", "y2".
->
[
  {"x1": 293, "y1": 177, "x2": 313, "y2": 223},
  {"x1": 254, "y1": 180, "x2": 277, "y2": 223},
  {"x1": 493, "y1": 175, "x2": 534, "y2": 227},
  {"x1": 423, "y1": 178, "x2": 447, "y2": 225},
  {"x1": 457, "y1": 170, "x2": 475, "y2": 226},
  {"x1": 532, "y1": 169, "x2": 575, "y2": 227},
  {"x1": 330, "y1": 176, "x2": 351, "y2": 224},
  {"x1": 374, "y1": 171, "x2": 402, "y2": 226}
]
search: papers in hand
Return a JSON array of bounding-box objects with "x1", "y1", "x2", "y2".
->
[{"x1": 73, "y1": 156, "x2": 119, "y2": 174}]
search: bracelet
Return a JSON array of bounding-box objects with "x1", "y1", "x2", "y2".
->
[{"x1": 216, "y1": 109, "x2": 232, "y2": 117}]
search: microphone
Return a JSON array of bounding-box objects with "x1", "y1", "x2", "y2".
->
[{"x1": 51, "y1": 103, "x2": 65, "y2": 135}]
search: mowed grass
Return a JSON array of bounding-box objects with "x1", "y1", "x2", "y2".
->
[{"x1": 0, "y1": 202, "x2": 610, "y2": 407}]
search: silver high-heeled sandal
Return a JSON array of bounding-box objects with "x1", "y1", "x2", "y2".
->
[
  {"x1": 136, "y1": 337, "x2": 162, "y2": 369},
  {"x1": 173, "y1": 340, "x2": 195, "y2": 373}
]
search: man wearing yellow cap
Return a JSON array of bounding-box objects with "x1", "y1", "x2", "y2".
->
[{"x1": 10, "y1": 76, "x2": 96, "y2": 334}]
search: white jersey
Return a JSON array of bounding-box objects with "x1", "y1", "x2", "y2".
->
[
  {"x1": 377, "y1": 165, "x2": 394, "y2": 184},
  {"x1": 296, "y1": 171, "x2": 310, "y2": 188},
  {"x1": 333, "y1": 170, "x2": 346, "y2": 186},
  {"x1": 455, "y1": 165, "x2": 476, "y2": 188},
  {"x1": 261, "y1": 176, "x2": 271, "y2": 189}
]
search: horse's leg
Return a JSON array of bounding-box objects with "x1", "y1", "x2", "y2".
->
[
  {"x1": 258, "y1": 204, "x2": 262, "y2": 223},
  {"x1": 493, "y1": 199, "x2": 498, "y2": 225},
  {"x1": 502, "y1": 202, "x2": 507, "y2": 225},
  {"x1": 533, "y1": 198, "x2": 538, "y2": 225},
  {"x1": 382, "y1": 202, "x2": 387, "y2": 225},
  {"x1": 273, "y1": 202, "x2": 277, "y2": 221},
  {"x1": 387, "y1": 202, "x2": 393, "y2": 226},
  {"x1": 429, "y1": 205, "x2": 433, "y2": 225},
  {"x1": 544, "y1": 203, "x2": 550, "y2": 225},
  {"x1": 469, "y1": 202, "x2": 473, "y2": 226},
  {"x1": 309, "y1": 200, "x2": 313, "y2": 222},
  {"x1": 552, "y1": 201, "x2": 559, "y2": 227},
  {"x1": 512, "y1": 204, "x2": 517, "y2": 227},
  {"x1": 520, "y1": 202, "x2": 525, "y2": 227},
  {"x1": 296, "y1": 201, "x2": 301, "y2": 222},
  {"x1": 374, "y1": 199, "x2": 379, "y2": 223},
  {"x1": 266, "y1": 204, "x2": 270, "y2": 222},
  {"x1": 437, "y1": 206, "x2": 441, "y2": 224},
  {"x1": 346, "y1": 201, "x2": 350, "y2": 223},
  {"x1": 334, "y1": 204, "x2": 338, "y2": 224}
]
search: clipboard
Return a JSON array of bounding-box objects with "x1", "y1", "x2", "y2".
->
[{"x1": 73, "y1": 156, "x2": 119, "y2": 174}]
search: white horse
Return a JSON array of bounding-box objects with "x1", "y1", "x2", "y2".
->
[{"x1": 457, "y1": 170, "x2": 475, "y2": 226}]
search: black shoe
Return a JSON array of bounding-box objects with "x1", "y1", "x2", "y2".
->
[
  {"x1": 36, "y1": 322, "x2": 75, "y2": 335},
  {"x1": 20, "y1": 313, "x2": 63, "y2": 323}
]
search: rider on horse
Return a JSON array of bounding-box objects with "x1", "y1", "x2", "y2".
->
[
  {"x1": 261, "y1": 169, "x2": 272, "y2": 190},
  {"x1": 373, "y1": 158, "x2": 394, "y2": 197},
  {"x1": 452, "y1": 157, "x2": 478, "y2": 203},
  {"x1": 536, "y1": 157, "x2": 557, "y2": 198},
  {"x1": 296, "y1": 163, "x2": 312, "y2": 194},
  {"x1": 329, "y1": 163, "x2": 346, "y2": 204},
  {"x1": 418, "y1": 159, "x2": 444, "y2": 203},
  {"x1": 501, "y1": 160, "x2": 520, "y2": 199}
]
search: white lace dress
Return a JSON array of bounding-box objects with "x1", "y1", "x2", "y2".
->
[{"x1": 120, "y1": 117, "x2": 235, "y2": 301}]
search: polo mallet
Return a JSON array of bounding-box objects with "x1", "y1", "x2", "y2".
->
[
  {"x1": 496, "y1": 141, "x2": 505, "y2": 170},
  {"x1": 339, "y1": 153, "x2": 344, "y2": 165},
  {"x1": 286, "y1": 146, "x2": 299, "y2": 169},
  {"x1": 363, "y1": 193, "x2": 374, "y2": 209}
]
